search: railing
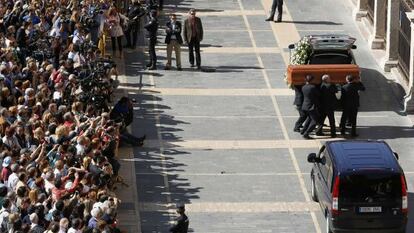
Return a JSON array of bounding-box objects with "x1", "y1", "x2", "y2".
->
[{"x1": 398, "y1": 1, "x2": 412, "y2": 79}]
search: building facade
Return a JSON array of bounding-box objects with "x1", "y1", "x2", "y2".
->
[{"x1": 351, "y1": 0, "x2": 414, "y2": 112}]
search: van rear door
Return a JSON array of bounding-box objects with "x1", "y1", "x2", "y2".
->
[{"x1": 336, "y1": 172, "x2": 405, "y2": 230}]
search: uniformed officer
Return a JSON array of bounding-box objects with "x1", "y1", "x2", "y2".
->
[
  {"x1": 169, "y1": 203, "x2": 189, "y2": 233},
  {"x1": 125, "y1": 0, "x2": 146, "y2": 49},
  {"x1": 339, "y1": 75, "x2": 365, "y2": 137},
  {"x1": 301, "y1": 75, "x2": 322, "y2": 139},
  {"x1": 316, "y1": 74, "x2": 338, "y2": 137},
  {"x1": 293, "y1": 84, "x2": 306, "y2": 132},
  {"x1": 144, "y1": 10, "x2": 159, "y2": 70}
]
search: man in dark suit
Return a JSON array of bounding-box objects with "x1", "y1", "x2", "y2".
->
[
  {"x1": 301, "y1": 75, "x2": 322, "y2": 139},
  {"x1": 293, "y1": 85, "x2": 306, "y2": 132},
  {"x1": 316, "y1": 74, "x2": 338, "y2": 137},
  {"x1": 184, "y1": 9, "x2": 203, "y2": 69},
  {"x1": 144, "y1": 10, "x2": 159, "y2": 70},
  {"x1": 340, "y1": 75, "x2": 365, "y2": 137},
  {"x1": 265, "y1": 0, "x2": 283, "y2": 22},
  {"x1": 170, "y1": 203, "x2": 189, "y2": 233},
  {"x1": 125, "y1": 0, "x2": 146, "y2": 49},
  {"x1": 165, "y1": 13, "x2": 183, "y2": 70}
]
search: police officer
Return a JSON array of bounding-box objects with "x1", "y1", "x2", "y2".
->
[
  {"x1": 316, "y1": 74, "x2": 338, "y2": 137},
  {"x1": 339, "y1": 75, "x2": 365, "y2": 137},
  {"x1": 144, "y1": 10, "x2": 159, "y2": 70},
  {"x1": 169, "y1": 203, "x2": 189, "y2": 233},
  {"x1": 293, "y1": 85, "x2": 306, "y2": 132},
  {"x1": 125, "y1": 0, "x2": 145, "y2": 49},
  {"x1": 301, "y1": 75, "x2": 322, "y2": 139}
]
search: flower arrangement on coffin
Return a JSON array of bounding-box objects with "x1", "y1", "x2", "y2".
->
[
  {"x1": 291, "y1": 37, "x2": 312, "y2": 65},
  {"x1": 285, "y1": 36, "x2": 312, "y2": 88}
]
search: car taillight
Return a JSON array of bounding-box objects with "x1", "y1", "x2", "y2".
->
[
  {"x1": 332, "y1": 176, "x2": 340, "y2": 216},
  {"x1": 401, "y1": 175, "x2": 408, "y2": 214}
]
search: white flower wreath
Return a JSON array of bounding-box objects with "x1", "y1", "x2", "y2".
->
[{"x1": 291, "y1": 37, "x2": 312, "y2": 65}]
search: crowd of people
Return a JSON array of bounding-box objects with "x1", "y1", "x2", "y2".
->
[
  {"x1": 0, "y1": 0, "x2": 153, "y2": 232},
  {"x1": 293, "y1": 74, "x2": 366, "y2": 139}
]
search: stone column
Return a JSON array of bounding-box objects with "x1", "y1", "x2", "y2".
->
[
  {"x1": 403, "y1": 12, "x2": 414, "y2": 112},
  {"x1": 354, "y1": 0, "x2": 369, "y2": 20},
  {"x1": 370, "y1": 0, "x2": 387, "y2": 49},
  {"x1": 383, "y1": 0, "x2": 400, "y2": 71}
]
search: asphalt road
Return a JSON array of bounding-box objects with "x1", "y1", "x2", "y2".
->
[{"x1": 116, "y1": 0, "x2": 414, "y2": 232}]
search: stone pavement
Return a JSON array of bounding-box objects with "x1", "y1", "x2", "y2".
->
[{"x1": 113, "y1": 0, "x2": 414, "y2": 232}]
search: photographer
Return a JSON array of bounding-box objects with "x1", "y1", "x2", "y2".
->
[
  {"x1": 110, "y1": 97, "x2": 145, "y2": 147},
  {"x1": 125, "y1": 0, "x2": 146, "y2": 49}
]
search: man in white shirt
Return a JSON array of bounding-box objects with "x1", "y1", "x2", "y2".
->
[{"x1": 6, "y1": 164, "x2": 19, "y2": 191}]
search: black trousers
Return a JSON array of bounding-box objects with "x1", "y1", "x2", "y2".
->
[
  {"x1": 111, "y1": 36, "x2": 123, "y2": 53},
  {"x1": 340, "y1": 107, "x2": 358, "y2": 135},
  {"x1": 158, "y1": 0, "x2": 163, "y2": 10},
  {"x1": 269, "y1": 0, "x2": 283, "y2": 20},
  {"x1": 125, "y1": 23, "x2": 139, "y2": 48},
  {"x1": 148, "y1": 38, "x2": 157, "y2": 66},
  {"x1": 317, "y1": 109, "x2": 336, "y2": 135},
  {"x1": 188, "y1": 39, "x2": 201, "y2": 66},
  {"x1": 302, "y1": 109, "x2": 321, "y2": 136},
  {"x1": 294, "y1": 105, "x2": 307, "y2": 131}
]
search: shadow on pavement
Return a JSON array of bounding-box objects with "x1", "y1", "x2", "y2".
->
[
  {"x1": 118, "y1": 7, "x2": 202, "y2": 232},
  {"x1": 359, "y1": 68, "x2": 405, "y2": 113},
  {"x1": 282, "y1": 20, "x2": 343, "y2": 25}
]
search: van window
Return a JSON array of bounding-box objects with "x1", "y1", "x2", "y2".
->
[
  {"x1": 319, "y1": 150, "x2": 333, "y2": 188},
  {"x1": 318, "y1": 150, "x2": 328, "y2": 179},
  {"x1": 309, "y1": 53, "x2": 353, "y2": 64},
  {"x1": 339, "y1": 173, "x2": 402, "y2": 203}
]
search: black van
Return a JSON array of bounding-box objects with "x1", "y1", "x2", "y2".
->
[{"x1": 308, "y1": 140, "x2": 408, "y2": 233}]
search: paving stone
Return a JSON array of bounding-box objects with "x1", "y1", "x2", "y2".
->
[
  {"x1": 253, "y1": 31, "x2": 280, "y2": 48},
  {"x1": 202, "y1": 31, "x2": 253, "y2": 48},
  {"x1": 266, "y1": 69, "x2": 290, "y2": 88},
  {"x1": 246, "y1": 15, "x2": 273, "y2": 31},
  {"x1": 202, "y1": 16, "x2": 246, "y2": 30},
  {"x1": 187, "y1": 212, "x2": 317, "y2": 233},
  {"x1": 157, "y1": 95, "x2": 277, "y2": 116},
  {"x1": 151, "y1": 70, "x2": 268, "y2": 89}
]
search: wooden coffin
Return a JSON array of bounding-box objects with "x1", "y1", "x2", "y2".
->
[{"x1": 286, "y1": 64, "x2": 360, "y2": 85}]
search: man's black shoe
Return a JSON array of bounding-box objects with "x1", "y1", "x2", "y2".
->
[
  {"x1": 177, "y1": 67, "x2": 182, "y2": 71},
  {"x1": 164, "y1": 66, "x2": 171, "y2": 70},
  {"x1": 148, "y1": 66, "x2": 157, "y2": 70},
  {"x1": 190, "y1": 64, "x2": 195, "y2": 67},
  {"x1": 293, "y1": 128, "x2": 300, "y2": 132},
  {"x1": 146, "y1": 63, "x2": 153, "y2": 67},
  {"x1": 265, "y1": 17, "x2": 273, "y2": 21},
  {"x1": 138, "y1": 134, "x2": 146, "y2": 141},
  {"x1": 300, "y1": 130, "x2": 305, "y2": 135},
  {"x1": 197, "y1": 66, "x2": 201, "y2": 70},
  {"x1": 303, "y1": 134, "x2": 313, "y2": 140},
  {"x1": 315, "y1": 132, "x2": 325, "y2": 136}
]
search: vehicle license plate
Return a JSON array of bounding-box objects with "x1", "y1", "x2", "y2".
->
[{"x1": 359, "y1": 207, "x2": 382, "y2": 213}]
